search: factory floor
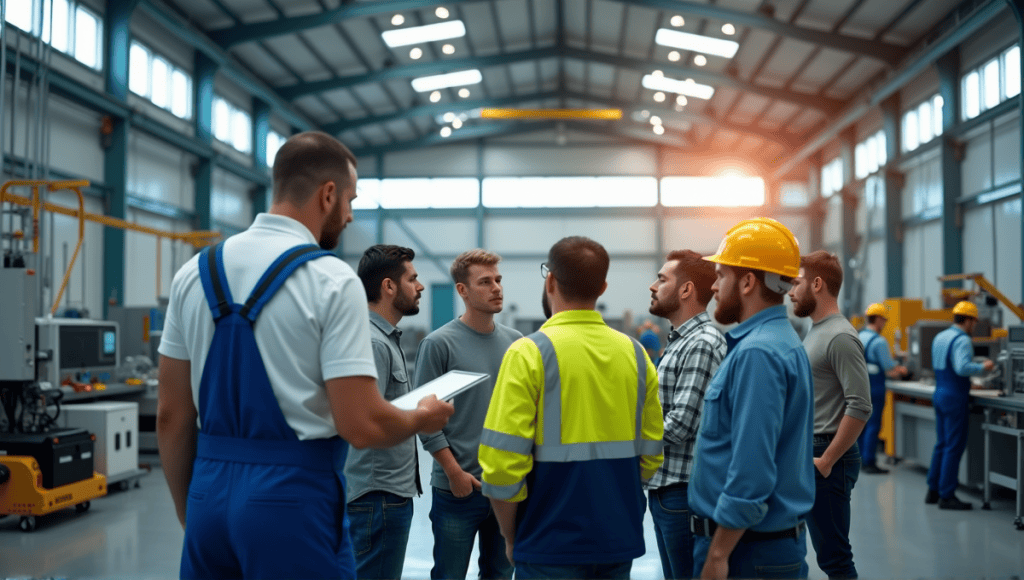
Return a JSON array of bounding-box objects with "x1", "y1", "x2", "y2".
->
[{"x1": 3, "y1": 451, "x2": 1023, "y2": 579}]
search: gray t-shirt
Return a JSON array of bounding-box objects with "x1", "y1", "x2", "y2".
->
[
  {"x1": 803, "y1": 313, "x2": 872, "y2": 434},
  {"x1": 343, "y1": 311, "x2": 418, "y2": 501},
  {"x1": 415, "y1": 318, "x2": 522, "y2": 490}
]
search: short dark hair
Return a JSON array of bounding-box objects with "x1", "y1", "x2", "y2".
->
[
  {"x1": 272, "y1": 131, "x2": 357, "y2": 205},
  {"x1": 731, "y1": 266, "x2": 789, "y2": 305},
  {"x1": 358, "y1": 245, "x2": 415, "y2": 303},
  {"x1": 866, "y1": 315, "x2": 883, "y2": 325},
  {"x1": 954, "y1": 314, "x2": 971, "y2": 325},
  {"x1": 547, "y1": 236, "x2": 609, "y2": 302},
  {"x1": 667, "y1": 249, "x2": 715, "y2": 306},
  {"x1": 800, "y1": 251, "x2": 843, "y2": 298}
]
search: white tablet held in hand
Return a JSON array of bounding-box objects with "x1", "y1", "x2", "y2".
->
[{"x1": 390, "y1": 370, "x2": 489, "y2": 411}]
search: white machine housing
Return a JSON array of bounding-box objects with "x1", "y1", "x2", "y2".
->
[{"x1": 60, "y1": 402, "x2": 139, "y2": 479}]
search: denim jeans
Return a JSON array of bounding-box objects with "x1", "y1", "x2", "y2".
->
[
  {"x1": 347, "y1": 491, "x2": 414, "y2": 580},
  {"x1": 648, "y1": 483, "x2": 693, "y2": 580},
  {"x1": 514, "y1": 561, "x2": 632, "y2": 579},
  {"x1": 429, "y1": 487, "x2": 512, "y2": 580},
  {"x1": 693, "y1": 529, "x2": 808, "y2": 579},
  {"x1": 858, "y1": 389, "x2": 886, "y2": 467},
  {"x1": 806, "y1": 438, "x2": 861, "y2": 580},
  {"x1": 926, "y1": 395, "x2": 970, "y2": 498}
]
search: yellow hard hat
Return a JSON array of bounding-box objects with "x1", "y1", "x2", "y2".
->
[
  {"x1": 703, "y1": 217, "x2": 800, "y2": 278},
  {"x1": 952, "y1": 301, "x2": 979, "y2": 319},
  {"x1": 865, "y1": 303, "x2": 888, "y2": 318}
]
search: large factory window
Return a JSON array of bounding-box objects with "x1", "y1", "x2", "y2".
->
[
  {"x1": 129, "y1": 41, "x2": 192, "y2": 120},
  {"x1": 821, "y1": 158, "x2": 844, "y2": 198},
  {"x1": 353, "y1": 179, "x2": 479, "y2": 209},
  {"x1": 5, "y1": 0, "x2": 103, "y2": 71},
  {"x1": 482, "y1": 177, "x2": 657, "y2": 207},
  {"x1": 213, "y1": 96, "x2": 252, "y2": 154},
  {"x1": 902, "y1": 94, "x2": 943, "y2": 153},
  {"x1": 962, "y1": 44, "x2": 1020, "y2": 121},
  {"x1": 661, "y1": 176, "x2": 764, "y2": 207},
  {"x1": 855, "y1": 130, "x2": 887, "y2": 179}
]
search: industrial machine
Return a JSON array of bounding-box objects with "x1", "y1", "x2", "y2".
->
[
  {"x1": 60, "y1": 402, "x2": 143, "y2": 490},
  {"x1": 1001, "y1": 325, "x2": 1024, "y2": 399},
  {"x1": 35, "y1": 317, "x2": 120, "y2": 389},
  {"x1": 107, "y1": 304, "x2": 164, "y2": 363}
]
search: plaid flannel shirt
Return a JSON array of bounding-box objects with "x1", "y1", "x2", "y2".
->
[{"x1": 645, "y1": 311, "x2": 727, "y2": 489}]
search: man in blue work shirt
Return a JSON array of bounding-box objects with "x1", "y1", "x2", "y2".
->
[
  {"x1": 858, "y1": 303, "x2": 908, "y2": 474},
  {"x1": 690, "y1": 217, "x2": 815, "y2": 580},
  {"x1": 925, "y1": 301, "x2": 995, "y2": 510}
]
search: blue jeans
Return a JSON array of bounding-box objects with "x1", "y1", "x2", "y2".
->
[
  {"x1": 806, "y1": 438, "x2": 860, "y2": 580},
  {"x1": 514, "y1": 561, "x2": 632, "y2": 579},
  {"x1": 859, "y1": 389, "x2": 886, "y2": 467},
  {"x1": 430, "y1": 487, "x2": 512, "y2": 580},
  {"x1": 926, "y1": 395, "x2": 970, "y2": 498},
  {"x1": 347, "y1": 491, "x2": 414, "y2": 580},
  {"x1": 648, "y1": 483, "x2": 693, "y2": 580},
  {"x1": 694, "y1": 529, "x2": 808, "y2": 579}
]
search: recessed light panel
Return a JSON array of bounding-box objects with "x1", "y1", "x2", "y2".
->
[
  {"x1": 411, "y1": 69, "x2": 483, "y2": 92},
  {"x1": 654, "y1": 28, "x2": 739, "y2": 58},
  {"x1": 382, "y1": 20, "x2": 466, "y2": 48},
  {"x1": 642, "y1": 74, "x2": 715, "y2": 100}
]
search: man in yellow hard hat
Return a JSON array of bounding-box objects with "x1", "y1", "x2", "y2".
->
[
  {"x1": 925, "y1": 300, "x2": 995, "y2": 510},
  {"x1": 858, "y1": 303, "x2": 908, "y2": 474},
  {"x1": 689, "y1": 218, "x2": 815, "y2": 580}
]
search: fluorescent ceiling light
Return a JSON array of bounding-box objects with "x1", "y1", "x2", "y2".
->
[
  {"x1": 382, "y1": 20, "x2": 466, "y2": 47},
  {"x1": 655, "y1": 28, "x2": 739, "y2": 58},
  {"x1": 642, "y1": 74, "x2": 715, "y2": 100},
  {"x1": 411, "y1": 69, "x2": 482, "y2": 92}
]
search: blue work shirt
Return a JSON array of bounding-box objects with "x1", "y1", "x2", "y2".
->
[
  {"x1": 931, "y1": 325, "x2": 985, "y2": 377},
  {"x1": 689, "y1": 305, "x2": 815, "y2": 532},
  {"x1": 858, "y1": 329, "x2": 898, "y2": 375}
]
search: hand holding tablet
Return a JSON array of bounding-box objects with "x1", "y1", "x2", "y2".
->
[{"x1": 390, "y1": 370, "x2": 490, "y2": 411}]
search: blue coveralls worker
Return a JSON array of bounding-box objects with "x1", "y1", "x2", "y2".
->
[
  {"x1": 180, "y1": 242, "x2": 356, "y2": 579},
  {"x1": 925, "y1": 301, "x2": 991, "y2": 509}
]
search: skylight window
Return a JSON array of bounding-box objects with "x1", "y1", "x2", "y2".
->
[
  {"x1": 411, "y1": 69, "x2": 482, "y2": 92},
  {"x1": 381, "y1": 20, "x2": 466, "y2": 47},
  {"x1": 654, "y1": 29, "x2": 739, "y2": 58},
  {"x1": 661, "y1": 176, "x2": 764, "y2": 207},
  {"x1": 642, "y1": 75, "x2": 715, "y2": 100}
]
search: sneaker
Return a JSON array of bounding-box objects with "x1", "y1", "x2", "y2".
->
[
  {"x1": 862, "y1": 464, "x2": 889, "y2": 474},
  {"x1": 925, "y1": 489, "x2": 940, "y2": 504},
  {"x1": 938, "y1": 496, "x2": 973, "y2": 510}
]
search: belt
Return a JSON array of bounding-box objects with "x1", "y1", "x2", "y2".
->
[
  {"x1": 690, "y1": 515, "x2": 805, "y2": 542},
  {"x1": 813, "y1": 433, "x2": 836, "y2": 445},
  {"x1": 651, "y1": 481, "x2": 688, "y2": 492}
]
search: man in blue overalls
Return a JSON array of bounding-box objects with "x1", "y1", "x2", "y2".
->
[
  {"x1": 157, "y1": 132, "x2": 453, "y2": 579},
  {"x1": 858, "y1": 303, "x2": 907, "y2": 474},
  {"x1": 925, "y1": 301, "x2": 994, "y2": 510}
]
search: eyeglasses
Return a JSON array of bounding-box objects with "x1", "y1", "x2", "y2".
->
[{"x1": 540, "y1": 262, "x2": 550, "y2": 279}]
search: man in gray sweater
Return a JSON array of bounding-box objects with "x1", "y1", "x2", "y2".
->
[
  {"x1": 415, "y1": 249, "x2": 522, "y2": 580},
  {"x1": 789, "y1": 250, "x2": 872, "y2": 580}
]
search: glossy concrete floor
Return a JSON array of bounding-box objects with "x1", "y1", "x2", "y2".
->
[{"x1": 3, "y1": 449, "x2": 1023, "y2": 579}]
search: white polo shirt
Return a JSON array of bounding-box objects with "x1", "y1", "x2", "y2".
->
[{"x1": 159, "y1": 213, "x2": 377, "y2": 440}]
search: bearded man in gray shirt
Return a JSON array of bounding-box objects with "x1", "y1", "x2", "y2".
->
[
  {"x1": 789, "y1": 250, "x2": 872, "y2": 580},
  {"x1": 415, "y1": 249, "x2": 522, "y2": 580}
]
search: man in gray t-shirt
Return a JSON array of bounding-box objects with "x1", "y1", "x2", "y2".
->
[
  {"x1": 415, "y1": 249, "x2": 521, "y2": 580},
  {"x1": 789, "y1": 251, "x2": 871, "y2": 580}
]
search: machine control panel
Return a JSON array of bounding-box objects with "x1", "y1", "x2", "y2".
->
[{"x1": 1005, "y1": 325, "x2": 1024, "y2": 398}]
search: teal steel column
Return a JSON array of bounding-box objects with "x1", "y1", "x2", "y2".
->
[
  {"x1": 102, "y1": 0, "x2": 137, "y2": 316},
  {"x1": 251, "y1": 98, "x2": 270, "y2": 217},
  {"x1": 194, "y1": 53, "x2": 217, "y2": 231},
  {"x1": 808, "y1": 154, "x2": 824, "y2": 252},
  {"x1": 881, "y1": 94, "x2": 904, "y2": 298},
  {"x1": 1009, "y1": 0, "x2": 1024, "y2": 305},
  {"x1": 936, "y1": 50, "x2": 963, "y2": 288},
  {"x1": 838, "y1": 129, "x2": 857, "y2": 316},
  {"x1": 375, "y1": 154, "x2": 385, "y2": 245},
  {"x1": 476, "y1": 139, "x2": 485, "y2": 248}
]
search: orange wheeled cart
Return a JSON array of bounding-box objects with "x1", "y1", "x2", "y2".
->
[{"x1": 0, "y1": 455, "x2": 107, "y2": 532}]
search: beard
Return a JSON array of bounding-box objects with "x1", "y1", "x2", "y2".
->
[
  {"x1": 649, "y1": 291, "x2": 680, "y2": 319},
  {"x1": 541, "y1": 288, "x2": 552, "y2": 319},
  {"x1": 395, "y1": 290, "x2": 421, "y2": 316},
  {"x1": 792, "y1": 292, "x2": 816, "y2": 318},
  {"x1": 319, "y1": 197, "x2": 343, "y2": 250},
  {"x1": 713, "y1": 288, "x2": 743, "y2": 325}
]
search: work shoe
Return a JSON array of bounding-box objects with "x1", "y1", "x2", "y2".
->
[
  {"x1": 925, "y1": 489, "x2": 940, "y2": 504},
  {"x1": 862, "y1": 464, "x2": 888, "y2": 474},
  {"x1": 938, "y1": 496, "x2": 973, "y2": 510}
]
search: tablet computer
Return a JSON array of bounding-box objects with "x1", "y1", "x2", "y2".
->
[{"x1": 390, "y1": 370, "x2": 489, "y2": 411}]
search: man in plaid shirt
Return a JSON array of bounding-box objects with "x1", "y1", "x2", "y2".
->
[{"x1": 645, "y1": 249, "x2": 727, "y2": 580}]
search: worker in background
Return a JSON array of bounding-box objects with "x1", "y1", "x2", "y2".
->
[
  {"x1": 925, "y1": 300, "x2": 995, "y2": 510},
  {"x1": 157, "y1": 132, "x2": 453, "y2": 580},
  {"x1": 645, "y1": 250, "x2": 727, "y2": 580},
  {"x1": 858, "y1": 303, "x2": 908, "y2": 474},
  {"x1": 689, "y1": 218, "x2": 815, "y2": 580},
  {"x1": 479, "y1": 236, "x2": 664, "y2": 579},
  {"x1": 789, "y1": 251, "x2": 872, "y2": 580},
  {"x1": 344, "y1": 244, "x2": 425, "y2": 580},
  {"x1": 415, "y1": 249, "x2": 521, "y2": 580},
  {"x1": 638, "y1": 319, "x2": 664, "y2": 365}
]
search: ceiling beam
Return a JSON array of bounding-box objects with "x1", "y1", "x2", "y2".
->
[
  {"x1": 622, "y1": 0, "x2": 905, "y2": 66},
  {"x1": 208, "y1": 0, "x2": 905, "y2": 67},
  {"x1": 279, "y1": 46, "x2": 843, "y2": 112}
]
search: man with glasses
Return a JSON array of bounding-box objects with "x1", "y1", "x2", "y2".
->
[{"x1": 480, "y1": 237, "x2": 664, "y2": 580}]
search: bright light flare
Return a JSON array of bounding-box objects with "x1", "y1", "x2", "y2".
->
[
  {"x1": 382, "y1": 20, "x2": 466, "y2": 47},
  {"x1": 642, "y1": 74, "x2": 715, "y2": 100},
  {"x1": 655, "y1": 28, "x2": 739, "y2": 58},
  {"x1": 411, "y1": 69, "x2": 482, "y2": 92}
]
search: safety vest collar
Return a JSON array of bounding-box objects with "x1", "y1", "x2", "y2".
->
[{"x1": 540, "y1": 309, "x2": 606, "y2": 329}]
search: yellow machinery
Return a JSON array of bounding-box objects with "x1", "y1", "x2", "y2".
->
[{"x1": 0, "y1": 455, "x2": 108, "y2": 532}]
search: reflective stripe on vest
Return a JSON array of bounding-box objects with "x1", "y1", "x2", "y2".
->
[{"x1": 481, "y1": 329, "x2": 659, "y2": 466}]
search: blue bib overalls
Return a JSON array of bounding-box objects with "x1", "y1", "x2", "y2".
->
[
  {"x1": 926, "y1": 337, "x2": 973, "y2": 499},
  {"x1": 180, "y1": 242, "x2": 356, "y2": 579},
  {"x1": 858, "y1": 334, "x2": 888, "y2": 467}
]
